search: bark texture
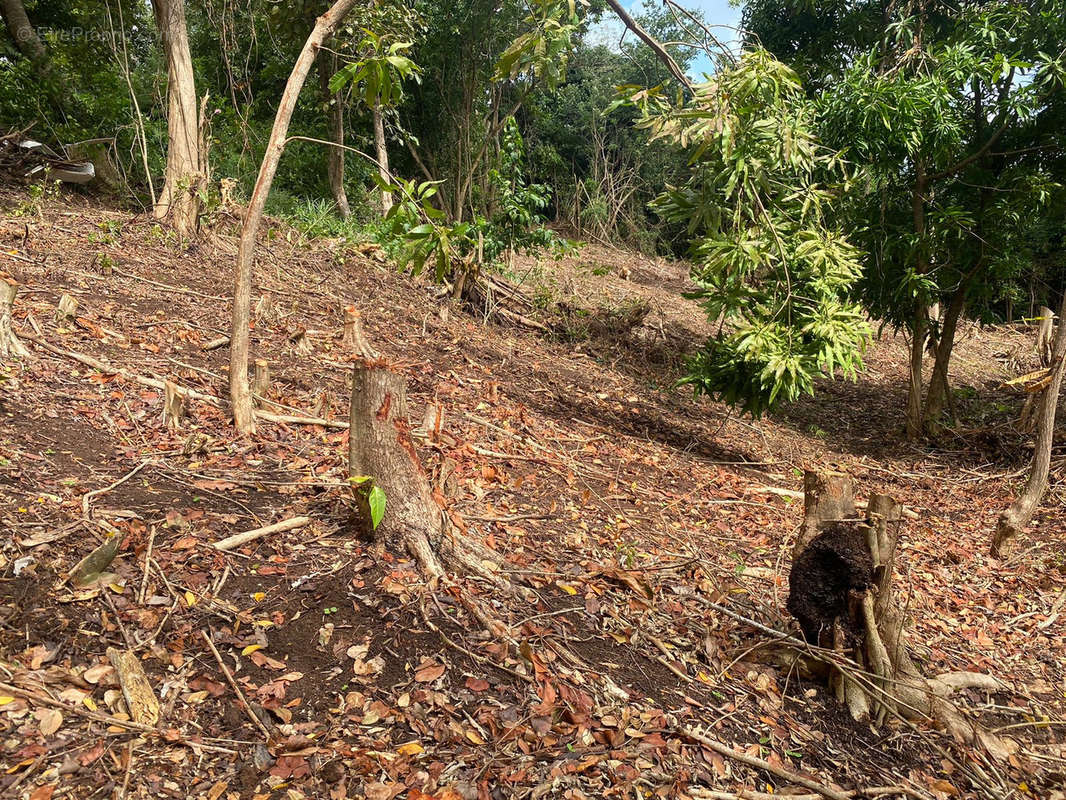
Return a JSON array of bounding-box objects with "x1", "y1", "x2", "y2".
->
[
  {"x1": 317, "y1": 55, "x2": 351, "y2": 219},
  {"x1": 373, "y1": 103, "x2": 393, "y2": 215},
  {"x1": 0, "y1": 0, "x2": 47, "y2": 70},
  {"x1": 0, "y1": 277, "x2": 30, "y2": 360},
  {"x1": 229, "y1": 0, "x2": 360, "y2": 434},
  {"x1": 993, "y1": 293, "x2": 1066, "y2": 557}
]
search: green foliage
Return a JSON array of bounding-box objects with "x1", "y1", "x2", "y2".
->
[
  {"x1": 627, "y1": 49, "x2": 869, "y2": 415},
  {"x1": 329, "y1": 32, "x2": 421, "y2": 109},
  {"x1": 495, "y1": 0, "x2": 585, "y2": 89},
  {"x1": 349, "y1": 475, "x2": 386, "y2": 531}
]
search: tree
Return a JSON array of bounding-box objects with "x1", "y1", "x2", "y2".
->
[
  {"x1": 229, "y1": 0, "x2": 360, "y2": 435},
  {"x1": 317, "y1": 52, "x2": 351, "y2": 219},
  {"x1": 749, "y1": 0, "x2": 1066, "y2": 437},
  {"x1": 624, "y1": 49, "x2": 870, "y2": 416},
  {"x1": 151, "y1": 0, "x2": 207, "y2": 236},
  {"x1": 0, "y1": 0, "x2": 49, "y2": 74},
  {"x1": 992, "y1": 291, "x2": 1066, "y2": 557},
  {"x1": 329, "y1": 29, "x2": 421, "y2": 216}
]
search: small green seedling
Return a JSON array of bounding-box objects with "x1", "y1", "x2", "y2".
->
[{"x1": 348, "y1": 475, "x2": 386, "y2": 531}]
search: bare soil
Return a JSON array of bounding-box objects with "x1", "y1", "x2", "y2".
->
[{"x1": 0, "y1": 188, "x2": 1063, "y2": 800}]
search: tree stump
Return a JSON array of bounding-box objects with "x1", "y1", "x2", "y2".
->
[
  {"x1": 0, "y1": 277, "x2": 30, "y2": 360},
  {"x1": 348, "y1": 360, "x2": 446, "y2": 576},
  {"x1": 793, "y1": 470, "x2": 856, "y2": 558},
  {"x1": 252, "y1": 359, "x2": 270, "y2": 407},
  {"x1": 787, "y1": 472, "x2": 1011, "y2": 752},
  {"x1": 164, "y1": 380, "x2": 185, "y2": 430},
  {"x1": 55, "y1": 292, "x2": 78, "y2": 322}
]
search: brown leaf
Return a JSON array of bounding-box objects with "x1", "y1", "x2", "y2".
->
[
  {"x1": 414, "y1": 661, "x2": 446, "y2": 682},
  {"x1": 29, "y1": 785, "x2": 56, "y2": 800},
  {"x1": 929, "y1": 780, "x2": 960, "y2": 796},
  {"x1": 465, "y1": 677, "x2": 490, "y2": 692},
  {"x1": 37, "y1": 708, "x2": 63, "y2": 736}
]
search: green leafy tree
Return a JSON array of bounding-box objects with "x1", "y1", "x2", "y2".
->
[{"x1": 630, "y1": 49, "x2": 869, "y2": 415}]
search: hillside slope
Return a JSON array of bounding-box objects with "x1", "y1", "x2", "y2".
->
[{"x1": 0, "y1": 189, "x2": 1063, "y2": 800}]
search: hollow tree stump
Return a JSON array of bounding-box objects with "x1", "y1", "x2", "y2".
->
[
  {"x1": 787, "y1": 472, "x2": 1011, "y2": 752},
  {"x1": 0, "y1": 277, "x2": 30, "y2": 360}
]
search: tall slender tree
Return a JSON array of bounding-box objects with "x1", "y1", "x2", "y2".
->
[{"x1": 151, "y1": 0, "x2": 206, "y2": 236}]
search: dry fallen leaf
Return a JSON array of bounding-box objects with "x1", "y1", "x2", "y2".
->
[
  {"x1": 37, "y1": 708, "x2": 63, "y2": 736},
  {"x1": 414, "y1": 661, "x2": 446, "y2": 682}
]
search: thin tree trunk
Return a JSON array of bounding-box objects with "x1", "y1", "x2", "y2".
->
[
  {"x1": 229, "y1": 0, "x2": 360, "y2": 435},
  {"x1": 0, "y1": 0, "x2": 48, "y2": 72},
  {"x1": 1036, "y1": 305, "x2": 1054, "y2": 366},
  {"x1": 372, "y1": 103, "x2": 392, "y2": 216},
  {"x1": 151, "y1": 0, "x2": 204, "y2": 237},
  {"x1": 924, "y1": 286, "x2": 966, "y2": 429},
  {"x1": 316, "y1": 55, "x2": 350, "y2": 219},
  {"x1": 905, "y1": 167, "x2": 929, "y2": 440},
  {"x1": 993, "y1": 293, "x2": 1066, "y2": 557}
]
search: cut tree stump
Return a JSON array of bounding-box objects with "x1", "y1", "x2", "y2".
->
[
  {"x1": 787, "y1": 471, "x2": 1015, "y2": 756},
  {"x1": 252, "y1": 359, "x2": 270, "y2": 407},
  {"x1": 348, "y1": 359, "x2": 446, "y2": 574},
  {"x1": 164, "y1": 380, "x2": 185, "y2": 430},
  {"x1": 0, "y1": 276, "x2": 30, "y2": 360},
  {"x1": 793, "y1": 470, "x2": 856, "y2": 558}
]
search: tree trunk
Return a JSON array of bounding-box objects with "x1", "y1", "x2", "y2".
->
[
  {"x1": 905, "y1": 168, "x2": 929, "y2": 440},
  {"x1": 228, "y1": 0, "x2": 360, "y2": 435},
  {"x1": 316, "y1": 54, "x2": 351, "y2": 219},
  {"x1": 789, "y1": 473, "x2": 1011, "y2": 751},
  {"x1": 0, "y1": 276, "x2": 31, "y2": 360},
  {"x1": 992, "y1": 292, "x2": 1066, "y2": 557},
  {"x1": 372, "y1": 103, "x2": 393, "y2": 216},
  {"x1": 924, "y1": 287, "x2": 966, "y2": 430},
  {"x1": 1036, "y1": 305, "x2": 1054, "y2": 367},
  {"x1": 348, "y1": 361, "x2": 445, "y2": 574},
  {"x1": 151, "y1": 0, "x2": 205, "y2": 237},
  {"x1": 0, "y1": 0, "x2": 48, "y2": 72}
]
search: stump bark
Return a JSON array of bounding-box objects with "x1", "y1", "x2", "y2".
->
[
  {"x1": 0, "y1": 277, "x2": 30, "y2": 360},
  {"x1": 347, "y1": 360, "x2": 445, "y2": 576},
  {"x1": 346, "y1": 358, "x2": 530, "y2": 594},
  {"x1": 788, "y1": 472, "x2": 1012, "y2": 753}
]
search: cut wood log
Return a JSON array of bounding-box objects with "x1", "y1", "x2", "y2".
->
[
  {"x1": 106, "y1": 647, "x2": 160, "y2": 726},
  {"x1": 202, "y1": 335, "x2": 230, "y2": 351},
  {"x1": 252, "y1": 359, "x2": 270, "y2": 407},
  {"x1": 213, "y1": 516, "x2": 311, "y2": 551},
  {"x1": 254, "y1": 291, "x2": 277, "y2": 323},
  {"x1": 0, "y1": 276, "x2": 30, "y2": 359}
]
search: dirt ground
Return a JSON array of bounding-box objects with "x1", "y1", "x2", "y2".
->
[{"x1": 0, "y1": 187, "x2": 1063, "y2": 800}]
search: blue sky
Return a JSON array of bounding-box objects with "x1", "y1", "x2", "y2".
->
[{"x1": 588, "y1": 0, "x2": 744, "y2": 77}]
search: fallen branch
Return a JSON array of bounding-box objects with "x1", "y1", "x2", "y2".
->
[
  {"x1": 21, "y1": 332, "x2": 347, "y2": 430},
  {"x1": 0, "y1": 679, "x2": 236, "y2": 754},
  {"x1": 200, "y1": 630, "x2": 272, "y2": 740},
  {"x1": 679, "y1": 726, "x2": 850, "y2": 800},
  {"x1": 213, "y1": 516, "x2": 311, "y2": 551}
]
